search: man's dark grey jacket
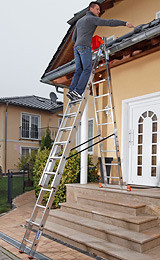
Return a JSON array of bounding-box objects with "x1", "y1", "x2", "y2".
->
[{"x1": 72, "y1": 11, "x2": 126, "y2": 47}]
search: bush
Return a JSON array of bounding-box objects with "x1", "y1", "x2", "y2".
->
[
  {"x1": 41, "y1": 126, "x2": 52, "y2": 151},
  {"x1": 33, "y1": 148, "x2": 99, "y2": 208},
  {"x1": 17, "y1": 151, "x2": 37, "y2": 178}
]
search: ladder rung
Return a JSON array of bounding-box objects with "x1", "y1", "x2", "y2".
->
[
  {"x1": 51, "y1": 156, "x2": 62, "y2": 160},
  {"x1": 102, "y1": 150, "x2": 117, "y2": 152},
  {"x1": 98, "y1": 122, "x2": 114, "y2": 126},
  {"x1": 44, "y1": 171, "x2": 56, "y2": 176},
  {"x1": 96, "y1": 63, "x2": 106, "y2": 69},
  {"x1": 105, "y1": 176, "x2": 121, "y2": 179},
  {"x1": 24, "y1": 238, "x2": 33, "y2": 244},
  {"x1": 96, "y1": 108, "x2": 111, "y2": 113},
  {"x1": 29, "y1": 221, "x2": 40, "y2": 227},
  {"x1": 42, "y1": 188, "x2": 52, "y2": 192},
  {"x1": 70, "y1": 99, "x2": 82, "y2": 104},
  {"x1": 36, "y1": 204, "x2": 46, "y2": 209},
  {"x1": 93, "y1": 78, "x2": 107, "y2": 85},
  {"x1": 60, "y1": 127, "x2": 72, "y2": 131},
  {"x1": 54, "y1": 141, "x2": 67, "y2": 145},
  {"x1": 103, "y1": 163, "x2": 120, "y2": 166},
  {"x1": 65, "y1": 112, "x2": 76, "y2": 118},
  {"x1": 94, "y1": 93, "x2": 110, "y2": 99}
]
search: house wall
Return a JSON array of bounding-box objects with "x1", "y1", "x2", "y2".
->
[{"x1": 0, "y1": 104, "x2": 62, "y2": 173}]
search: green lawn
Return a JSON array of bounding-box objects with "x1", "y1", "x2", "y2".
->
[{"x1": 0, "y1": 176, "x2": 34, "y2": 214}]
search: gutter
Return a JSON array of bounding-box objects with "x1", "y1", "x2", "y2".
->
[{"x1": 41, "y1": 19, "x2": 160, "y2": 85}]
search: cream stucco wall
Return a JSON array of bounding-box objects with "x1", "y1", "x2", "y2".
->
[{"x1": 0, "y1": 104, "x2": 62, "y2": 173}]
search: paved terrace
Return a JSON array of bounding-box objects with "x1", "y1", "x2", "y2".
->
[{"x1": 0, "y1": 190, "x2": 93, "y2": 260}]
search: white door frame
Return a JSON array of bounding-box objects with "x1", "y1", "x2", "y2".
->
[{"x1": 121, "y1": 91, "x2": 160, "y2": 185}]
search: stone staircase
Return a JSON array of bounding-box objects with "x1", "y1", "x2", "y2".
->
[{"x1": 33, "y1": 184, "x2": 160, "y2": 260}]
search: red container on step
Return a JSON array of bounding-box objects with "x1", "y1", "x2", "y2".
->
[{"x1": 91, "y1": 35, "x2": 104, "y2": 51}]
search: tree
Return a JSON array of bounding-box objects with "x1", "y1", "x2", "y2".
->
[{"x1": 41, "y1": 126, "x2": 52, "y2": 150}]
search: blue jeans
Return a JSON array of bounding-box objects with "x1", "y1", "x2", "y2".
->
[{"x1": 69, "y1": 46, "x2": 92, "y2": 95}]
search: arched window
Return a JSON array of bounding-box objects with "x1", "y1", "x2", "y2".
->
[{"x1": 137, "y1": 111, "x2": 157, "y2": 177}]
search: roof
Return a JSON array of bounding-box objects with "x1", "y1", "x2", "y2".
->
[
  {"x1": 41, "y1": 18, "x2": 160, "y2": 85},
  {"x1": 0, "y1": 95, "x2": 63, "y2": 113}
]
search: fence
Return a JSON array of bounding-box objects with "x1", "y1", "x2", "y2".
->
[{"x1": 0, "y1": 170, "x2": 34, "y2": 214}]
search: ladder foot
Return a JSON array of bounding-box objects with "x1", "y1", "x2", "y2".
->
[{"x1": 19, "y1": 250, "x2": 24, "y2": 254}]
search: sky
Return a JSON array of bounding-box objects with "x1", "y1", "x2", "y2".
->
[{"x1": 0, "y1": 0, "x2": 92, "y2": 101}]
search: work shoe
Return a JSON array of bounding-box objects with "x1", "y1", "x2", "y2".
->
[
  {"x1": 66, "y1": 91, "x2": 75, "y2": 101},
  {"x1": 71, "y1": 90, "x2": 82, "y2": 100}
]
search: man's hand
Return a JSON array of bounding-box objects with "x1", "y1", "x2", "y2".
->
[{"x1": 126, "y1": 22, "x2": 135, "y2": 28}]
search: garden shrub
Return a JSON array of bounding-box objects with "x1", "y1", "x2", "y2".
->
[
  {"x1": 41, "y1": 126, "x2": 52, "y2": 151},
  {"x1": 33, "y1": 148, "x2": 99, "y2": 208},
  {"x1": 17, "y1": 151, "x2": 37, "y2": 178}
]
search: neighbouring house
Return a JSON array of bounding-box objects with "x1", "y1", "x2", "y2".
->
[
  {"x1": 41, "y1": 0, "x2": 160, "y2": 188},
  {"x1": 0, "y1": 95, "x2": 63, "y2": 174}
]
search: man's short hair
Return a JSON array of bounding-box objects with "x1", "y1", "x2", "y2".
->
[{"x1": 89, "y1": 1, "x2": 101, "y2": 12}]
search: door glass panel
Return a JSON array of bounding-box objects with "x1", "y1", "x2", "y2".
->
[
  {"x1": 152, "y1": 122, "x2": 157, "y2": 132},
  {"x1": 142, "y1": 111, "x2": 147, "y2": 118},
  {"x1": 151, "y1": 167, "x2": 156, "y2": 177},
  {"x1": 138, "y1": 156, "x2": 142, "y2": 165},
  {"x1": 149, "y1": 111, "x2": 154, "y2": 117},
  {"x1": 138, "y1": 145, "x2": 142, "y2": 154},
  {"x1": 138, "y1": 124, "x2": 143, "y2": 133},
  {"x1": 137, "y1": 167, "x2": 142, "y2": 176},
  {"x1": 138, "y1": 117, "x2": 144, "y2": 123},
  {"x1": 138, "y1": 135, "x2": 143, "y2": 144},
  {"x1": 152, "y1": 134, "x2": 157, "y2": 143},
  {"x1": 152, "y1": 156, "x2": 157, "y2": 166},
  {"x1": 152, "y1": 145, "x2": 157, "y2": 154},
  {"x1": 152, "y1": 114, "x2": 157, "y2": 121}
]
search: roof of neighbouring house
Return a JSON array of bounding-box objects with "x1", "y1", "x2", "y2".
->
[{"x1": 0, "y1": 95, "x2": 63, "y2": 113}]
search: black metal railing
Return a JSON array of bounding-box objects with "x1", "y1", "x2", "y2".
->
[
  {"x1": 19, "y1": 126, "x2": 59, "y2": 141},
  {"x1": 40, "y1": 127, "x2": 59, "y2": 141}
]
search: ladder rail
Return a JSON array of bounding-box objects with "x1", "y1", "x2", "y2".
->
[
  {"x1": 103, "y1": 44, "x2": 122, "y2": 186},
  {"x1": 92, "y1": 81, "x2": 108, "y2": 182}
]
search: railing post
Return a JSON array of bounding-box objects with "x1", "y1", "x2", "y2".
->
[
  {"x1": 23, "y1": 170, "x2": 25, "y2": 193},
  {"x1": 8, "y1": 170, "x2": 13, "y2": 209}
]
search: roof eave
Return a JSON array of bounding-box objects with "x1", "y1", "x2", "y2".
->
[{"x1": 41, "y1": 22, "x2": 160, "y2": 85}]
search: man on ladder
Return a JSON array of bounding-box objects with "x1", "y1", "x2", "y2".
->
[
  {"x1": 19, "y1": 2, "x2": 135, "y2": 258},
  {"x1": 67, "y1": 1, "x2": 134, "y2": 101}
]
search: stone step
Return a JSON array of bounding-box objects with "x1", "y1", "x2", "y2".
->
[
  {"x1": 77, "y1": 195, "x2": 146, "y2": 215},
  {"x1": 48, "y1": 209, "x2": 160, "y2": 253},
  {"x1": 31, "y1": 219, "x2": 159, "y2": 260},
  {"x1": 60, "y1": 202, "x2": 158, "y2": 232},
  {"x1": 66, "y1": 184, "x2": 160, "y2": 212}
]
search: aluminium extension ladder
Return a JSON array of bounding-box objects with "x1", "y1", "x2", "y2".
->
[{"x1": 19, "y1": 41, "x2": 122, "y2": 258}]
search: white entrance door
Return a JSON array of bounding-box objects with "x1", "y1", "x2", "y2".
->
[{"x1": 128, "y1": 96, "x2": 160, "y2": 186}]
